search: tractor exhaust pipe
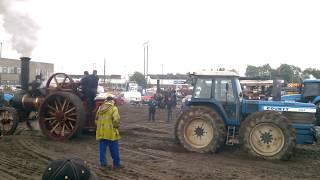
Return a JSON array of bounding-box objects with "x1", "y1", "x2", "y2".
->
[{"x1": 20, "y1": 57, "x2": 31, "y2": 91}]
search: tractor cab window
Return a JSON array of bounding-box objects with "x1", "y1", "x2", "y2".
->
[
  {"x1": 214, "y1": 79, "x2": 235, "y2": 102},
  {"x1": 193, "y1": 78, "x2": 212, "y2": 99}
]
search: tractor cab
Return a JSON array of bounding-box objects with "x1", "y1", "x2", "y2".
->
[{"x1": 188, "y1": 71, "x2": 242, "y2": 125}]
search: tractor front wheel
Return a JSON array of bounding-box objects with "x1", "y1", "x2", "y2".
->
[
  {"x1": 176, "y1": 106, "x2": 226, "y2": 153},
  {"x1": 240, "y1": 111, "x2": 296, "y2": 160}
]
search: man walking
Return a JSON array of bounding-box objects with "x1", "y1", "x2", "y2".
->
[{"x1": 95, "y1": 96, "x2": 123, "y2": 169}]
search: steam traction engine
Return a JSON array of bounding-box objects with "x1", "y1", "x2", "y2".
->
[{"x1": 5, "y1": 57, "x2": 104, "y2": 140}]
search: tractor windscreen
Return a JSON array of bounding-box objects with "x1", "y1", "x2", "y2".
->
[
  {"x1": 193, "y1": 78, "x2": 212, "y2": 99},
  {"x1": 304, "y1": 83, "x2": 320, "y2": 97}
]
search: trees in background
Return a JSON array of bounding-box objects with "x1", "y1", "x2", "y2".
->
[
  {"x1": 303, "y1": 68, "x2": 320, "y2": 79},
  {"x1": 245, "y1": 64, "x2": 274, "y2": 78},
  {"x1": 245, "y1": 64, "x2": 320, "y2": 83},
  {"x1": 129, "y1": 71, "x2": 147, "y2": 88}
]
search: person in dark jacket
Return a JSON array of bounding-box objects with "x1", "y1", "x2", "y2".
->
[
  {"x1": 87, "y1": 70, "x2": 99, "y2": 111},
  {"x1": 30, "y1": 75, "x2": 42, "y2": 97},
  {"x1": 80, "y1": 71, "x2": 90, "y2": 90},
  {"x1": 81, "y1": 71, "x2": 92, "y2": 110},
  {"x1": 148, "y1": 96, "x2": 157, "y2": 121},
  {"x1": 90, "y1": 70, "x2": 99, "y2": 91}
]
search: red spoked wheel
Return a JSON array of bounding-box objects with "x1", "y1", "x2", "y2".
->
[
  {"x1": 38, "y1": 92, "x2": 86, "y2": 141},
  {"x1": 46, "y1": 73, "x2": 76, "y2": 91}
]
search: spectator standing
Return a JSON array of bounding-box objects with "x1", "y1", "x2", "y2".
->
[
  {"x1": 148, "y1": 96, "x2": 157, "y2": 121},
  {"x1": 171, "y1": 90, "x2": 177, "y2": 117},
  {"x1": 166, "y1": 96, "x2": 173, "y2": 123}
]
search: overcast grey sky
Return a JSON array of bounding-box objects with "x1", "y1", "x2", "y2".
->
[{"x1": 1, "y1": 0, "x2": 320, "y2": 76}]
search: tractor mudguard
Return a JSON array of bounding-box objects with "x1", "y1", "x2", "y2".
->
[
  {"x1": 312, "y1": 97, "x2": 320, "y2": 105},
  {"x1": 187, "y1": 99, "x2": 228, "y2": 123}
]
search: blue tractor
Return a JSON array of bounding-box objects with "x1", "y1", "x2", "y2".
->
[
  {"x1": 175, "y1": 71, "x2": 318, "y2": 160},
  {"x1": 282, "y1": 79, "x2": 320, "y2": 123}
]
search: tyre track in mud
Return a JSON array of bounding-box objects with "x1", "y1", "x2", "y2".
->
[
  {"x1": 69, "y1": 123, "x2": 179, "y2": 180},
  {"x1": 116, "y1": 123, "x2": 188, "y2": 180},
  {"x1": 77, "y1": 139, "x2": 173, "y2": 180},
  {"x1": 120, "y1": 148, "x2": 173, "y2": 179},
  {"x1": 17, "y1": 138, "x2": 54, "y2": 163},
  {"x1": 0, "y1": 136, "x2": 46, "y2": 179}
]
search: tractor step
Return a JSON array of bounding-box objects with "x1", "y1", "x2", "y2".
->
[{"x1": 226, "y1": 126, "x2": 239, "y2": 145}]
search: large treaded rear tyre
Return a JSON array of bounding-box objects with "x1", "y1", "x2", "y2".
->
[
  {"x1": 176, "y1": 106, "x2": 226, "y2": 153},
  {"x1": 240, "y1": 111, "x2": 296, "y2": 160}
]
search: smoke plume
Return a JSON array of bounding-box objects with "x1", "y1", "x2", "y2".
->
[
  {"x1": 308, "y1": 74, "x2": 316, "y2": 80},
  {"x1": 0, "y1": 0, "x2": 38, "y2": 56}
]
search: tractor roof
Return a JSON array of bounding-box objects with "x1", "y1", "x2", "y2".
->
[
  {"x1": 303, "y1": 79, "x2": 320, "y2": 83},
  {"x1": 189, "y1": 71, "x2": 239, "y2": 77}
]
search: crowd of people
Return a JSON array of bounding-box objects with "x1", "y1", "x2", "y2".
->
[{"x1": 148, "y1": 88, "x2": 177, "y2": 123}]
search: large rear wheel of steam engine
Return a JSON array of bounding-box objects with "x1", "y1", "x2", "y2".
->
[
  {"x1": 0, "y1": 108, "x2": 18, "y2": 135},
  {"x1": 240, "y1": 111, "x2": 296, "y2": 160},
  {"x1": 176, "y1": 106, "x2": 226, "y2": 153},
  {"x1": 39, "y1": 92, "x2": 86, "y2": 141}
]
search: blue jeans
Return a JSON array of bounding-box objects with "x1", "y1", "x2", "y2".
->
[{"x1": 99, "y1": 139, "x2": 120, "y2": 167}]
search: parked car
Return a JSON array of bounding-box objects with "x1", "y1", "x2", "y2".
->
[
  {"x1": 95, "y1": 92, "x2": 124, "y2": 106},
  {"x1": 142, "y1": 92, "x2": 154, "y2": 104},
  {"x1": 120, "y1": 91, "x2": 142, "y2": 104}
]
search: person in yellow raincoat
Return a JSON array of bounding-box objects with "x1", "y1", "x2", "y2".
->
[{"x1": 95, "y1": 96, "x2": 122, "y2": 168}]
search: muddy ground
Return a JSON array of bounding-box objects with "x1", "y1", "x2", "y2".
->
[{"x1": 1, "y1": 105, "x2": 320, "y2": 180}]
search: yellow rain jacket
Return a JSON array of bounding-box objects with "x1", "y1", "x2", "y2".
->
[{"x1": 95, "y1": 101, "x2": 120, "y2": 141}]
